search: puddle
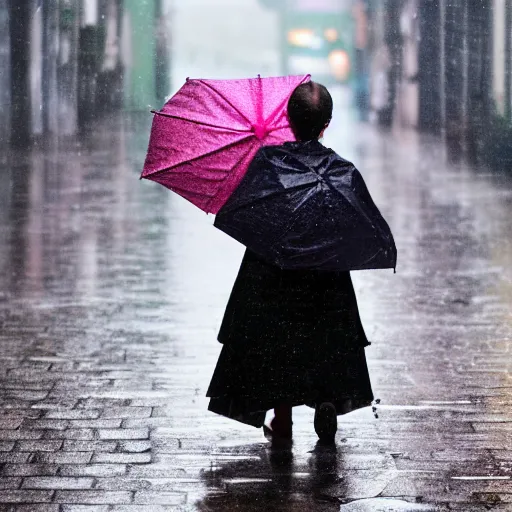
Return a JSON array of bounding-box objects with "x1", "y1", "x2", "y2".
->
[
  {"x1": 223, "y1": 478, "x2": 272, "y2": 484},
  {"x1": 339, "y1": 498, "x2": 437, "y2": 511},
  {"x1": 419, "y1": 400, "x2": 473, "y2": 405},
  {"x1": 451, "y1": 475, "x2": 510, "y2": 480}
]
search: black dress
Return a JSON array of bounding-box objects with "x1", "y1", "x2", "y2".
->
[{"x1": 207, "y1": 250, "x2": 374, "y2": 428}]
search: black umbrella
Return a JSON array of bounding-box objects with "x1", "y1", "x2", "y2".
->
[{"x1": 214, "y1": 140, "x2": 397, "y2": 272}]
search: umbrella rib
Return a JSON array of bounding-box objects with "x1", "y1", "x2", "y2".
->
[
  {"x1": 155, "y1": 168, "x2": 227, "y2": 182},
  {"x1": 144, "y1": 134, "x2": 256, "y2": 177},
  {"x1": 168, "y1": 184, "x2": 217, "y2": 199},
  {"x1": 153, "y1": 111, "x2": 251, "y2": 133},
  {"x1": 197, "y1": 80, "x2": 253, "y2": 126},
  {"x1": 223, "y1": 180, "x2": 316, "y2": 213},
  {"x1": 269, "y1": 187, "x2": 323, "y2": 250},
  {"x1": 267, "y1": 124, "x2": 288, "y2": 134},
  {"x1": 355, "y1": 248, "x2": 385, "y2": 267},
  {"x1": 204, "y1": 138, "x2": 259, "y2": 212}
]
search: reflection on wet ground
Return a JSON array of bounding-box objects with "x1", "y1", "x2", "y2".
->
[
  {"x1": 0, "y1": 108, "x2": 511, "y2": 510},
  {"x1": 197, "y1": 442, "x2": 342, "y2": 511}
]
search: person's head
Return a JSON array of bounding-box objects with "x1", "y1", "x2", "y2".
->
[{"x1": 287, "y1": 81, "x2": 333, "y2": 141}]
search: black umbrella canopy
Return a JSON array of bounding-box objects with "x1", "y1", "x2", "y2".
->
[{"x1": 214, "y1": 140, "x2": 397, "y2": 272}]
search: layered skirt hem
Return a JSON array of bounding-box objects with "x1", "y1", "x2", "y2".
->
[{"x1": 207, "y1": 343, "x2": 374, "y2": 428}]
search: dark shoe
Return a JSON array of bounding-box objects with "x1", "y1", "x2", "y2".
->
[
  {"x1": 314, "y1": 402, "x2": 337, "y2": 443},
  {"x1": 263, "y1": 418, "x2": 292, "y2": 441}
]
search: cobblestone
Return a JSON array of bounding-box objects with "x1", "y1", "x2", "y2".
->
[
  {"x1": 0, "y1": 419, "x2": 24, "y2": 429},
  {"x1": 126, "y1": 465, "x2": 188, "y2": 479},
  {"x1": 22, "y1": 420, "x2": 69, "y2": 431},
  {"x1": 31, "y1": 452, "x2": 92, "y2": 464},
  {"x1": 10, "y1": 506, "x2": 60, "y2": 512},
  {"x1": 93, "y1": 478, "x2": 151, "y2": 491},
  {"x1": 45, "y1": 430, "x2": 94, "y2": 441},
  {"x1": 91, "y1": 452, "x2": 152, "y2": 464},
  {"x1": 15, "y1": 441, "x2": 63, "y2": 452},
  {"x1": 59, "y1": 465, "x2": 128, "y2": 478},
  {"x1": 133, "y1": 491, "x2": 188, "y2": 505},
  {"x1": 97, "y1": 429, "x2": 149, "y2": 440},
  {"x1": 4, "y1": 391, "x2": 49, "y2": 401},
  {"x1": 0, "y1": 115, "x2": 510, "y2": 510},
  {"x1": 121, "y1": 418, "x2": 173, "y2": 428},
  {"x1": 100, "y1": 407, "x2": 152, "y2": 419},
  {"x1": 117, "y1": 440, "x2": 151, "y2": 453},
  {"x1": 53, "y1": 490, "x2": 133, "y2": 504},
  {"x1": 61, "y1": 440, "x2": 117, "y2": 452},
  {"x1": 0, "y1": 490, "x2": 54, "y2": 503},
  {"x1": 0, "y1": 478, "x2": 23, "y2": 490},
  {"x1": 0, "y1": 454, "x2": 31, "y2": 464},
  {"x1": 68, "y1": 419, "x2": 122, "y2": 429},
  {"x1": 43, "y1": 410, "x2": 101, "y2": 420},
  {"x1": 22, "y1": 477, "x2": 94, "y2": 490},
  {"x1": 77, "y1": 399, "x2": 130, "y2": 409},
  {"x1": 1, "y1": 465, "x2": 59, "y2": 477}
]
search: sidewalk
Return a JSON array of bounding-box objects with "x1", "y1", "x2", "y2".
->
[{"x1": 0, "y1": 115, "x2": 511, "y2": 511}]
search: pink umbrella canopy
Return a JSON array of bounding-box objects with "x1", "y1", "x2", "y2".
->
[{"x1": 141, "y1": 74, "x2": 311, "y2": 214}]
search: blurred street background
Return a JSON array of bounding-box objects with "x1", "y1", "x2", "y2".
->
[{"x1": 1, "y1": 0, "x2": 512, "y2": 510}]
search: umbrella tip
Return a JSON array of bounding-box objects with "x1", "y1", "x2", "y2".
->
[
  {"x1": 257, "y1": 74, "x2": 261, "y2": 79},
  {"x1": 186, "y1": 77, "x2": 190, "y2": 81},
  {"x1": 150, "y1": 109, "x2": 157, "y2": 114}
]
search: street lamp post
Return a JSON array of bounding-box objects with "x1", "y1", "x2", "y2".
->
[
  {"x1": 8, "y1": 0, "x2": 31, "y2": 147},
  {"x1": 42, "y1": 0, "x2": 59, "y2": 137},
  {"x1": 0, "y1": 0, "x2": 10, "y2": 147}
]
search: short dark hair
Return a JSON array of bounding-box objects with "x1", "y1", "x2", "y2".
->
[{"x1": 287, "y1": 81, "x2": 333, "y2": 141}]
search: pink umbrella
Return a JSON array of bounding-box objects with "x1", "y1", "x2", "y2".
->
[{"x1": 141, "y1": 74, "x2": 311, "y2": 214}]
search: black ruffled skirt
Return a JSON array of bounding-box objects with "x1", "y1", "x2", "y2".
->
[{"x1": 207, "y1": 250, "x2": 374, "y2": 428}]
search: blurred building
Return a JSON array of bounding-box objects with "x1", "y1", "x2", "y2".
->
[
  {"x1": 122, "y1": 0, "x2": 172, "y2": 110},
  {"x1": 0, "y1": 1, "x2": 9, "y2": 142},
  {"x1": 367, "y1": 0, "x2": 512, "y2": 167},
  {"x1": 1, "y1": 0, "x2": 171, "y2": 148},
  {"x1": 258, "y1": 0, "x2": 355, "y2": 86}
]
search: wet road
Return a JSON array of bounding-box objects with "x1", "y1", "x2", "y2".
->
[{"x1": 1, "y1": 101, "x2": 512, "y2": 511}]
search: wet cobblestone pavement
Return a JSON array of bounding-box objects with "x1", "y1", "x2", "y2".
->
[{"x1": 0, "y1": 111, "x2": 512, "y2": 511}]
